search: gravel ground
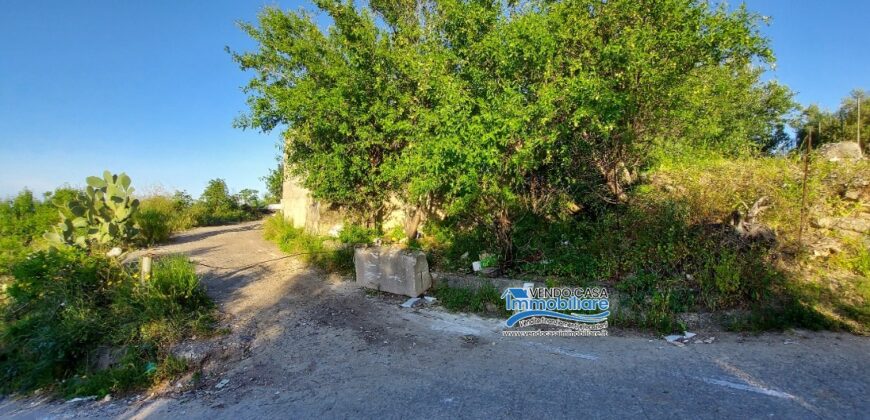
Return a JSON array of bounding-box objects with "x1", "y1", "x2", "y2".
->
[{"x1": 1, "y1": 220, "x2": 868, "y2": 419}]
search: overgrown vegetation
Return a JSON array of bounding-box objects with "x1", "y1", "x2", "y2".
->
[
  {"x1": 133, "y1": 179, "x2": 263, "y2": 246},
  {"x1": 431, "y1": 284, "x2": 508, "y2": 316},
  {"x1": 234, "y1": 0, "x2": 793, "y2": 249},
  {"x1": 0, "y1": 188, "x2": 76, "y2": 275},
  {"x1": 0, "y1": 173, "x2": 219, "y2": 397},
  {"x1": 233, "y1": 1, "x2": 867, "y2": 333},
  {"x1": 262, "y1": 215, "x2": 376, "y2": 274},
  {"x1": 424, "y1": 155, "x2": 869, "y2": 332},
  {"x1": 45, "y1": 171, "x2": 141, "y2": 250},
  {"x1": 795, "y1": 89, "x2": 868, "y2": 152},
  {"x1": 0, "y1": 251, "x2": 215, "y2": 396}
]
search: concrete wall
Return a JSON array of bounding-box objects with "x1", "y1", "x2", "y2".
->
[
  {"x1": 280, "y1": 175, "x2": 312, "y2": 229},
  {"x1": 281, "y1": 174, "x2": 413, "y2": 237}
]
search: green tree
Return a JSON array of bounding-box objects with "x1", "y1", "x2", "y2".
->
[
  {"x1": 237, "y1": 188, "x2": 262, "y2": 209},
  {"x1": 200, "y1": 179, "x2": 236, "y2": 211},
  {"x1": 234, "y1": 0, "x2": 790, "y2": 265},
  {"x1": 261, "y1": 162, "x2": 283, "y2": 204},
  {"x1": 233, "y1": 2, "x2": 425, "y2": 226},
  {"x1": 0, "y1": 189, "x2": 59, "y2": 272},
  {"x1": 794, "y1": 89, "x2": 868, "y2": 152}
]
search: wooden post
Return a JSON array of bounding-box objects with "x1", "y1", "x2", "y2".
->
[
  {"x1": 858, "y1": 93, "x2": 863, "y2": 156},
  {"x1": 140, "y1": 254, "x2": 152, "y2": 284},
  {"x1": 798, "y1": 130, "x2": 812, "y2": 250}
]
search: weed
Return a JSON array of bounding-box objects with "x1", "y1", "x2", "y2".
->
[
  {"x1": 431, "y1": 284, "x2": 508, "y2": 316},
  {"x1": 0, "y1": 250, "x2": 215, "y2": 396},
  {"x1": 263, "y1": 215, "x2": 354, "y2": 274}
]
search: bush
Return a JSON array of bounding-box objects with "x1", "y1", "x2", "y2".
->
[
  {"x1": 135, "y1": 195, "x2": 193, "y2": 246},
  {"x1": 136, "y1": 208, "x2": 172, "y2": 246},
  {"x1": 0, "y1": 250, "x2": 215, "y2": 396},
  {"x1": 0, "y1": 189, "x2": 65, "y2": 274},
  {"x1": 189, "y1": 202, "x2": 251, "y2": 226},
  {"x1": 432, "y1": 284, "x2": 507, "y2": 316},
  {"x1": 263, "y1": 215, "x2": 353, "y2": 273},
  {"x1": 138, "y1": 195, "x2": 195, "y2": 233},
  {"x1": 190, "y1": 179, "x2": 259, "y2": 226},
  {"x1": 420, "y1": 156, "x2": 868, "y2": 333},
  {"x1": 338, "y1": 224, "x2": 377, "y2": 245}
]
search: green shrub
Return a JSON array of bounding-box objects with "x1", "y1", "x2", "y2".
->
[
  {"x1": 338, "y1": 224, "x2": 377, "y2": 245},
  {"x1": 0, "y1": 189, "x2": 65, "y2": 274},
  {"x1": 188, "y1": 202, "x2": 252, "y2": 227},
  {"x1": 615, "y1": 271, "x2": 694, "y2": 333},
  {"x1": 135, "y1": 194, "x2": 200, "y2": 245},
  {"x1": 147, "y1": 255, "x2": 212, "y2": 312},
  {"x1": 138, "y1": 195, "x2": 195, "y2": 233},
  {"x1": 0, "y1": 250, "x2": 215, "y2": 396},
  {"x1": 263, "y1": 215, "x2": 353, "y2": 273},
  {"x1": 135, "y1": 208, "x2": 172, "y2": 246},
  {"x1": 432, "y1": 284, "x2": 507, "y2": 315},
  {"x1": 191, "y1": 179, "x2": 259, "y2": 226}
]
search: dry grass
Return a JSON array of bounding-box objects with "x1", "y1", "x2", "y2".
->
[{"x1": 649, "y1": 155, "x2": 869, "y2": 333}]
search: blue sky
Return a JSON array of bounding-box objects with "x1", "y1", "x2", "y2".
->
[{"x1": 1, "y1": 0, "x2": 868, "y2": 198}]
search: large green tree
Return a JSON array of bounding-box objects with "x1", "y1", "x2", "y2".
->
[{"x1": 234, "y1": 0, "x2": 791, "y2": 264}]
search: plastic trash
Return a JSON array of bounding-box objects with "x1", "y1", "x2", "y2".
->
[{"x1": 400, "y1": 297, "x2": 421, "y2": 308}]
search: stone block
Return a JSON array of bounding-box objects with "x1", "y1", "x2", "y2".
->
[
  {"x1": 817, "y1": 141, "x2": 863, "y2": 162},
  {"x1": 354, "y1": 247, "x2": 432, "y2": 297}
]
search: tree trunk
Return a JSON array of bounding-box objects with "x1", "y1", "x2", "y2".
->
[
  {"x1": 494, "y1": 208, "x2": 514, "y2": 269},
  {"x1": 403, "y1": 205, "x2": 425, "y2": 240}
]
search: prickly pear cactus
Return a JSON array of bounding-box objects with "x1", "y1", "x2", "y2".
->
[{"x1": 44, "y1": 171, "x2": 140, "y2": 248}]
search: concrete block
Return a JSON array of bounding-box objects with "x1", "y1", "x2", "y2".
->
[{"x1": 354, "y1": 247, "x2": 432, "y2": 297}]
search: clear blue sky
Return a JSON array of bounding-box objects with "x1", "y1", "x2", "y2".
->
[{"x1": 1, "y1": 1, "x2": 867, "y2": 198}]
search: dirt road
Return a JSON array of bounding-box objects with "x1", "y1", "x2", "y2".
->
[{"x1": 2, "y1": 221, "x2": 868, "y2": 419}]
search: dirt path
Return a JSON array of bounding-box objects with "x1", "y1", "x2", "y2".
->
[{"x1": 2, "y1": 221, "x2": 869, "y2": 419}]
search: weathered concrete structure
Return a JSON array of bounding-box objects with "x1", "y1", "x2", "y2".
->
[
  {"x1": 280, "y1": 175, "x2": 412, "y2": 236},
  {"x1": 280, "y1": 175, "x2": 347, "y2": 235},
  {"x1": 354, "y1": 247, "x2": 432, "y2": 297},
  {"x1": 280, "y1": 175, "x2": 311, "y2": 230}
]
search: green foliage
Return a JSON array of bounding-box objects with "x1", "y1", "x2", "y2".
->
[
  {"x1": 134, "y1": 191, "x2": 207, "y2": 246},
  {"x1": 200, "y1": 179, "x2": 234, "y2": 211},
  {"x1": 263, "y1": 215, "x2": 353, "y2": 273},
  {"x1": 0, "y1": 251, "x2": 214, "y2": 396},
  {"x1": 192, "y1": 179, "x2": 257, "y2": 226},
  {"x1": 794, "y1": 89, "x2": 869, "y2": 152},
  {"x1": 45, "y1": 171, "x2": 140, "y2": 249},
  {"x1": 135, "y1": 208, "x2": 172, "y2": 246},
  {"x1": 423, "y1": 156, "x2": 868, "y2": 333},
  {"x1": 237, "y1": 188, "x2": 262, "y2": 210},
  {"x1": 0, "y1": 189, "x2": 62, "y2": 273},
  {"x1": 432, "y1": 284, "x2": 507, "y2": 316},
  {"x1": 232, "y1": 1, "x2": 861, "y2": 334},
  {"x1": 137, "y1": 184, "x2": 261, "y2": 241},
  {"x1": 261, "y1": 161, "x2": 284, "y2": 204},
  {"x1": 234, "y1": 0, "x2": 791, "y2": 263},
  {"x1": 338, "y1": 224, "x2": 377, "y2": 245},
  {"x1": 849, "y1": 247, "x2": 870, "y2": 278}
]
